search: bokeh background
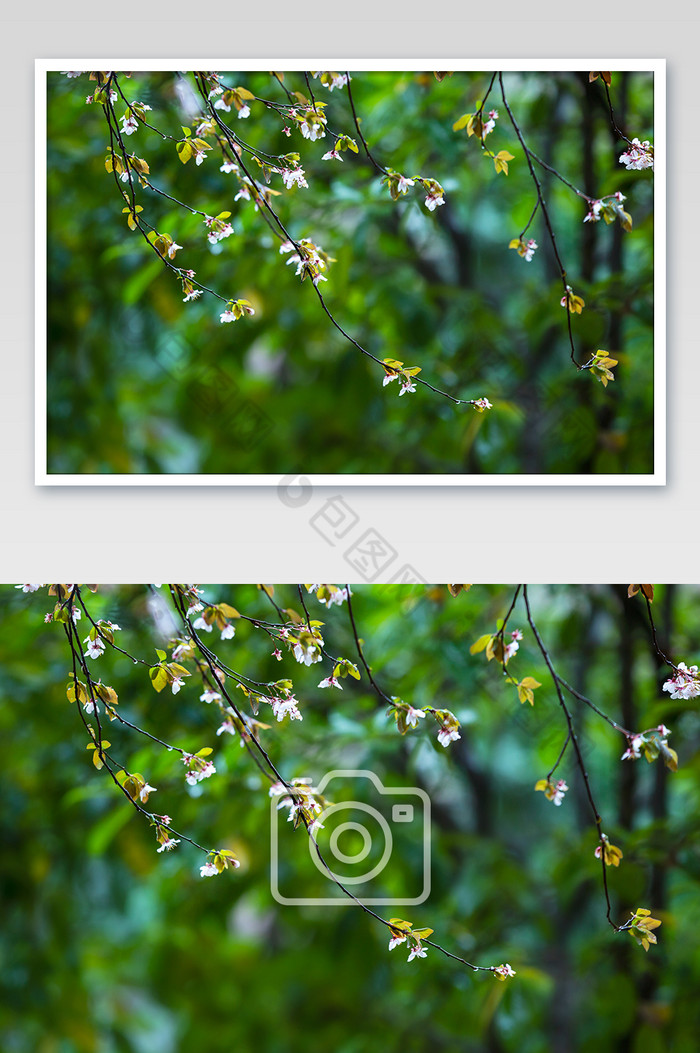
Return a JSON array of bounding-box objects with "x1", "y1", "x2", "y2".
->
[
  {"x1": 1, "y1": 583, "x2": 698, "y2": 1052},
  {"x1": 45, "y1": 70, "x2": 654, "y2": 475}
]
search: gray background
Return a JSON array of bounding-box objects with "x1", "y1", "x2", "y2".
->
[{"x1": 3, "y1": 3, "x2": 693, "y2": 581}]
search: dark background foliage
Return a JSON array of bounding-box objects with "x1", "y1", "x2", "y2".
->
[
  {"x1": 1, "y1": 584, "x2": 698, "y2": 1052},
  {"x1": 46, "y1": 70, "x2": 654, "y2": 475}
]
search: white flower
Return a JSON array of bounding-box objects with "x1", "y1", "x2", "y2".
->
[
  {"x1": 383, "y1": 372, "x2": 399, "y2": 386},
  {"x1": 407, "y1": 943, "x2": 427, "y2": 962},
  {"x1": 396, "y1": 175, "x2": 414, "y2": 195},
  {"x1": 399, "y1": 379, "x2": 417, "y2": 396},
  {"x1": 522, "y1": 239, "x2": 537, "y2": 261},
  {"x1": 280, "y1": 167, "x2": 308, "y2": 189},
  {"x1": 139, "y1": 783, "x2": 157, "y2": 802},
  {"x1": 238, "y1": 104, "x2": 251, "y2": 119},
  {"x1": 157, "y1": 838, "x2": 180, "y2": 852},
  {"x1": 220, "y1": 159, "x2": 238, "y2": 173},
  {"x1": 200, "y1": 861, "x2": 219, "y2": 876},
  {"x1": 619, "y1": 137, "x2": 653, "y2": 170},
  {"x1": 220, "y1": 623, "x2": 236, "y2": 640},
  {"x1": 584, "y1": 199, "x2": 603, "y2": 223},
  {"x1": 271, "y1": 697, "x2": 303, "y2": 722},
  {"x1": 167, "y1": 242, "x2": 182, "y2": 259},
  {"x1": 388, "y1": 934, "x2": 407, "y2": 950},
  {"x1": 61, "y1": 71, "x2": 82, "y2": 78},
  {"x1": 214, "y1": 97, "x2": 231, "y2": 112},
  {"x1": 216, "y1": 719, "x2": 236, "y2": 736},
  {"x1": 198, "y1": 686, "x2": 221, "y2": 703},
  {"x1": 405, "y1": 706, "x2": 426, "y2": 728},
  {"x1": 318, "y1": 676, "x2": 342, "y2": 689},
  {"x1": 293, "y1": 641, "x2": 322, "y2": 666},
  {"x1": 551, "y1": 779, "x2": 568, "y2": 805},
  {"x1": 15, "y1": 584, "x2": 42, "y2": 592},
  {"x1": 171, "y1": 677, "x2": 185, "y2": 694},
  {"x1": 322, "y1": 147, "x2": 343, "y2": 161},
  {"x1": 424, "y1": 190, "x2": 445, "y2": 211},
  {"x1": 193, "y1": 616, "x2": 213, "y2": 632},
  {"x1": 621, "y1": 734, "x2": 644, "y2": 761},
  {"x1": 494, "y1": 963, "x2": 516, "y2": 980},
  {"x1": 662, "y1": 662, "x2": 700, "y2": 700},
  {"x1": 220, "y1": 310, "x2": 236, "y2": 323},
  {"x1": 301, "y1": 121, "x2": 325, "y2": 140},
  {"x1": 84, "y1": 635, "x2": 106, "y2": 660},
  {"x1": 121, "y1": 114, "x2": 139, "y2": 135},
  {"x1": 473, "y1": 397, "x2": 492, "y2": 412},
  {"x1": 183, "y1": 289, "x2": 203, "y2": 302},
  {"x1": 437, "y1": 726, "x2": 461, "y2": 747}
]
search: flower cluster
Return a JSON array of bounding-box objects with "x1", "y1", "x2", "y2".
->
[
  {"x1": 199, "y1": 849, "x2": 240, "y2": 877},
  {"x1": 279, "y1": 237, "x2": 333, "y2": 286},
  {"x1": 182, "y1": 749, "x2": 217, "y2": 785},
  {"x1": 621, "y1": 725, "x2": 677, "y2": 770},
  {"x1": 619, "y1": 138, "x2": 654, "y2": 171},
  {"x1": 493, "y1": 963, "x2": 516, "y2": 981},
  {"x1": 220, "y1": 299, "x2": 256, "y2": 323},
  {"x1": 270, "y1": 777, "x2": 327, "y2": 833},
  {"x1": 582, "y1": 192, "x2": 632, "y2": 231},
  {"x1": 662, "y1": 662, "x2": 700, "y2": 700},
  {"x1": 470, "y1": 626, "x2": 523, "y2": 665},
  {"x1": 509, "y1": 237, "x2": 538, "y2": 261},
  {"x1": 204, "y1": 211, "x2": 234, "y2": 244},
  {"x1": 453, "y1": 108, "x2": 499, "y2": 139},
  {"x1": 387, "y1": 918, "x2": 433, "y2": 963},
  {"x1": 381, "y1": 358, "x2": 422, "y2": 397},
  {"x1": 535, "y1": 778, "x2": 568, "y2": 806},
  {"x1": 388, "y1": 700, "x2": 462, "y2": 748}
]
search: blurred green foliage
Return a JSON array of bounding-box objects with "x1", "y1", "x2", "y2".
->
[
  {"x1": 46, "y1": 70, "x2": 655, "y2": 475},
  {"x1": 1, "y1": 584, "x2": 699, "y2": 1052}
]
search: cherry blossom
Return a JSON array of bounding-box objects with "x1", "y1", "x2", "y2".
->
[
  {"x1": 584, "y1": 199, "x2": 603, "y2": 223},
  {"x1": 405, "y1": 706, "x2": 426, "y2": 728},
  {"x1": 156, "y1": 837, "x2": 180, "y2": 852},
  {"x1": 407, "y1": 942, "x2": 427, "y2": 962},
  {"x1": 200, "y1": 861, "x2": 219, "y2": 876},
  {"x1": 270, "y1": 696, "x2": 303, "y2": 722},
  {"x1": 493, "y1": 963, "x2": 516, "y2": 980},
  {"x1": 220, "y1": 159, "x2": 238, "y2": 173},
  {"x1": 504, "y1": 629, "x2": 523, "y2": 662},
  {"x1": 171, "y1": 676, "x2": 185, "y2": 694},
  {"x1": 396, "y1": 175, "x2": 415, "y2": 196},
  {"x1": 16, "y1": 584, "x2": 42, "y2": 593},
  {"x1": 318, "y1": 676, "x2": 343, "y2": 689},
  {"x1": 139, "y1": 782, "x2": 157, "y2": 802},
  {"x1": 84, "y1": 635, "x2": 106, "y2": 660},
  {"x1": 662, "y1": 662, "x2": 700, "y2": 700},
  {"x1": 280, "y1": 167, "x2": 308, "y2": 190},
  {"x1": 293, "y1": 640, "x2": 322, "y2": 665},
  {"x1": 619, "y1": 137, "x2": 654, "y2": 170},
  {"x1": 121, "y1": 114, "x2": 139, "y2": 136},
  {"x1": 399, "y1": 379, "x2": 417, "y2": 396},
  {"x1": 322, "y1": 147, "x2": 343, "y2": 161},
  {"x1": 621, "y1": 734, "x2": 644, "y2": 761},
  {"x1": 220, "y1": 623, "x2": 236, "y2": 640},
  {"x1": 183, "y1": 289, "x2": 202, "y2": 302},
  {"x1": 388, "y1": 933, "x2": 407, "y2": 950},
  {"x1": 437, "y1": 725, "x2": 461, "y2": 747},
  {"x1": 473, "y1": 397, "x2": 492, "y2": 412}
]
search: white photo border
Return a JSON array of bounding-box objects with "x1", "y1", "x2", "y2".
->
[{"x1": 35, "y1": 58, "x2": 666, "y2": 486}]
